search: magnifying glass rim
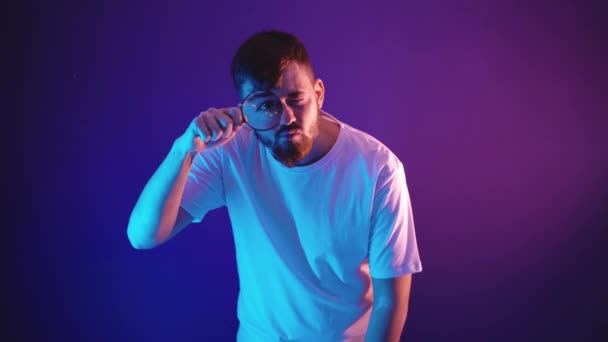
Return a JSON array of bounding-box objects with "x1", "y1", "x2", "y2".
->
[{"x1": 238, "y1": 90, "x2": 282, "y2": 131}]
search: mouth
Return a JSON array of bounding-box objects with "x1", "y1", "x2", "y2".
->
[{"x1": 278, "y1": 129, "x2": 301, "y2": 137}]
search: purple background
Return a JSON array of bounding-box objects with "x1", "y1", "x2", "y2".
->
[{"x1": 11, "y1": 0, "x2": 606, "y2": 341}]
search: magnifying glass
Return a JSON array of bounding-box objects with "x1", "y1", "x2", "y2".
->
[{"x1": 238, "y1": 90, "x2": 282, "y2": 131}]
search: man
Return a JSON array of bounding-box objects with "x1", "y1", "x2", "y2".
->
[{"x1": 127, "y1": 30, "x2": 422, "y2": 341}]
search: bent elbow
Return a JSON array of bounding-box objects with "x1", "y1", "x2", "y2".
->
[
  {"x1": 128, "y1": 235, "x2": 157, "y2": 250},
  {"x1": 127, "y1": 231, "x2": 156, "y2": 250},
  {"x1": 127, "y1": 220, "x2": 160, "y2": 250}
]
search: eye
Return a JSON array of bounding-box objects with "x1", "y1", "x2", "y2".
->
[
  {"x1": 288, "y1": 97, "x2": 306, "y2": 106},
  {"x1": 259, "y1": 100, "x2": 281, "y2": 113}
]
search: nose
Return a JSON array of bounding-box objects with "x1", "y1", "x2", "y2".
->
[{"x1": 279, "y1": 102, "x2": 296, "y2": 126}]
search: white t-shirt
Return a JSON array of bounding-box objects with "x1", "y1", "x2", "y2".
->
[{"x1": 181, "y1": 112, "x2": 422, "y2": 341}]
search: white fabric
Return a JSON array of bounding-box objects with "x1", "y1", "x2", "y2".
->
[{"x1": 181, "y1": 112, "x2": 422, "y2": 341}]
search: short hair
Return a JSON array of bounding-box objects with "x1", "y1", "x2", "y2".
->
[{"x1": 230, "y1": 30, "x2": 315, "y2": 95}]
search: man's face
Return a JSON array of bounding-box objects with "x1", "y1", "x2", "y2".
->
[{"x1": 240, "y1": 62, "x2": 325, "y2": 167}]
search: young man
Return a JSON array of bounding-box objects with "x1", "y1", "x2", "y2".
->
[{"x1": 127, "y1": 30, "x2": 422, "y2": 341}]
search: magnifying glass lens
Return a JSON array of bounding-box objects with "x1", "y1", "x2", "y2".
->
[{"x1": 242, "y1": 91, "x2": 282, "y2": 130}]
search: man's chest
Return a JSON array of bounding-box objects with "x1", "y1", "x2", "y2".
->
[{"x1": 224, "y1": 166, "x2": 376, "y2": 276}]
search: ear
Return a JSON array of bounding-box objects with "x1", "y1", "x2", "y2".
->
[{"x1": 313, "y1": 79, "x2": 325, "y2": 109}]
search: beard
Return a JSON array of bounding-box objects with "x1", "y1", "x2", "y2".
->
[{"x1": 255, "y1": 109, "x2": 320, "y2": 167}]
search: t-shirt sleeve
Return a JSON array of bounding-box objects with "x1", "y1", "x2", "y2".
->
[
  {"x1": 368, "y1": 158, "x2": 422, "y2": 279},
  {"x1": 180, "y1": 147, "x2": 226, "y2": 223}
]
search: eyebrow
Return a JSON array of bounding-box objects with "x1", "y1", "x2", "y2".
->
[
  {"x1": 248, "y1": 93, "x2": 275, "y2": 101},
  {"x1": 287, "y1": 90, "x2": 305, "y2": 97},
  {"x1": 247, "y1": 89, "x2": 305, "y2": 100}
]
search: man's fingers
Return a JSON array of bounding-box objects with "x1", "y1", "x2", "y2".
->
[
  {"x1": 204, "y1": 109, "x2": 223, "y2": 141},
  {"x1": 227, "y1": 107, "x2": 244, "y2": 128},
  {"x1": 194, "y1": 113, "x2": 211, "y2": 142},
  {"x1": 216, "y1": 112, "x2": 234, "y2": 138},
  {"x1": 188, "y1": 106, "x2": 243, "y2": 151}
]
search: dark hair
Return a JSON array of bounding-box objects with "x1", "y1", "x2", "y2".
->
[{"x1": 230, "y1": 30, "x2": 314, "y2": 95}]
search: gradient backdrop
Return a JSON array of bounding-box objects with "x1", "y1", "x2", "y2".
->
[{"x1": 11, "y1": 0, "x2": 606, "y2": 341}]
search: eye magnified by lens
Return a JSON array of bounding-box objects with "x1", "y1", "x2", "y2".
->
[{"x1": 241, "y1": 91, "x2": 283, "y2": 131}]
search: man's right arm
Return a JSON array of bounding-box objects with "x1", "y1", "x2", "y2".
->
[
  {"x1": 127, "y1": 138, "x2": 198, "y2": 249},
  {"x1": 126, "y1": 107, "x2": 243, "y2": 249}
]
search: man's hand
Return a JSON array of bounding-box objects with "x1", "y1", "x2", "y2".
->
[{"x1": 179, "y1": 107, "x2": 245, "y2": 152}]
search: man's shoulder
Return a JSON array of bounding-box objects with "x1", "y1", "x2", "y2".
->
[
  {"x1": 338, "y1": 121, "x2": 401, "y2": 167},
  {"x1": 337, "y1": 122, "x2": 407, "y2": 189}
]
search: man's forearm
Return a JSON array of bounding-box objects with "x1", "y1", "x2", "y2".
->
[
  {"x1": 127, "y1": 137, "x2": 196, "y2": 249},
  {"x1": 365, "y1": 302, "x2": 409, "y2": 342}
]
